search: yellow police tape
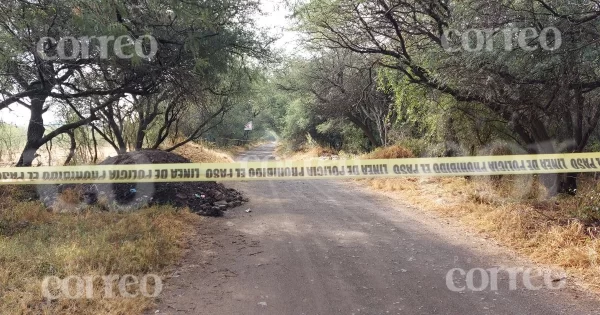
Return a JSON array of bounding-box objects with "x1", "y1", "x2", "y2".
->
[{"x1": 1, "y1": 153, "x2": 599, "y2": 185}]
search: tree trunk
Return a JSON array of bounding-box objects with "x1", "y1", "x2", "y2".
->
[
  {"x1": 63, "y1": 130, "x2": 77, "y2": 166},
  {"x1": 91, "y1": 127, "x2": 98, "y2": 164},
  {"x1": 16, "y1": 95, "x2": 47, "y2": 167},
  {"x1": 135, "y1": 122, "x2": 147, "y2": 151},
  {"x1": 346, "y1": 114, "x2": 379, "y2": 148},
  {"x1": 101, "y1": 107, "x2": 128, "y2": 154},
  {"x1": 45, "y1": 140, "x2": 52, "y2": 166}
]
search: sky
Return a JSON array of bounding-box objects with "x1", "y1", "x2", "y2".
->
[
  {"x1": 0, "y1": 104, "x2": 31, "y2": 126},
  {"x1": 257, "y1": 0, "x2": 301, "y2": 54},
  {"x1": 0, "y1": 0, "x2": 298, "y2": 127}
]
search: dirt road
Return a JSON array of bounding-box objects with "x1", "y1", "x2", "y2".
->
[{"x1": 154, "y1": 143, "x2": 600, "y2": 314}]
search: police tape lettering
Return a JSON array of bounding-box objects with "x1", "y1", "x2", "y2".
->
[{"x1": 1, "y1": 153, "x2": 599, "y2": 185}]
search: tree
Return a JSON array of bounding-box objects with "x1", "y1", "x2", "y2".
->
[
  {"x1": 297, "y1": 0, "x2": 600, "y2": 194},
  {"x1": 0, "y1": 0, "x2": 270, "y2": 165},
  {"x1": 276, "y1": 52, "x2": 395, "y2": 149},
  {"x1": 307, "y1": 51, "x2": 394, "y2": 147}
]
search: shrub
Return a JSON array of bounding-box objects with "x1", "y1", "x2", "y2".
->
[{"x1": 396, "y1": 138, "x2": 430, "y2": 157}]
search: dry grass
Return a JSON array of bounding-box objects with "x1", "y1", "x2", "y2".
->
[
  {"x1": 277, "y1": 144, "x2": 344, "y2": 161},
  {"x1": 363, "y1": 175, "x2": 600, "y2": 292},
  {"x1": 365, "y1": 145, "x2": 415, "y2": 159},
  {"x1": 173, "y1": 140, "x2": 270, "y2": 163},
  {"x1": 172, "y1": 141, "x2": 234, "y2": 163},
  {"x1": 0, "y1": 140, "x2": 235, "y2": 313},
  {"x1": 0, "y1": 186, "x2": 200, "y2": 315}
]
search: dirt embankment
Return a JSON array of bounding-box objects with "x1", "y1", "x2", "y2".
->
[{"x1": 41, "y1": 150, "x2": 247, "y2": 216}]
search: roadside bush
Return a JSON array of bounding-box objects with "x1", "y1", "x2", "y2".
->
[{"x1": 396, "y1": 138, "x2": 430, "y2": 157}]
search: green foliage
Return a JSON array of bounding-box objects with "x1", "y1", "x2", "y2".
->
[
  {"x1": 281, "y1": 98, "x2": 316, "y2": 149},
  {"x1": 294, "y1": 0, "x2": 600, "y2": 166},
  {"x1": 316, "y1": 119, "x2": 365, "y2": 153},
  {"x1": 0, "y1": 0, "x2": 272, "y2": 164},
  {"x1": 394, "y1": 138, "x2": 430, "y2": 157},
  {"x1": 378, "y1": 66, "x2": 511, "y2": 155},
  {"x1": 201, "y1": 68, "x2": 276, "y2": 145}
]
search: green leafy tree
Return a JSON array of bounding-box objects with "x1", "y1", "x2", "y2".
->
[
  {"x1": 0, "y1": 0, "x2": 270, "y2": 165},
  {"x1": 296, "y1": 0, "x2": 600, "y2": 194}
]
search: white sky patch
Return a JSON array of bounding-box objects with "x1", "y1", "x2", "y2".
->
[
  {"x1": 0, "y1": 103, "x2": 58, "y2": 127},
  {"x1": 257, "y1": 0, "x2": 301, "y2": 55},
  {"x1": 1, "y1": 105, "x2": 30, "y2": 126}
]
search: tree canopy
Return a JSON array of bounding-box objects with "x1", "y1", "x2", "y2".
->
[{"x1": 0, "y1": 0, "x2": 271, "y2": 165}]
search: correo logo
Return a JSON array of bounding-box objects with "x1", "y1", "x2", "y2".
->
[{"x1": 36, "y1": 35, "x2": 158, "y2": 61}]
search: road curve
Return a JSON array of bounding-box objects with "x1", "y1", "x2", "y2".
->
[{"x1": 154, "y1": 143, "x2": 600, "y2": 315}]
